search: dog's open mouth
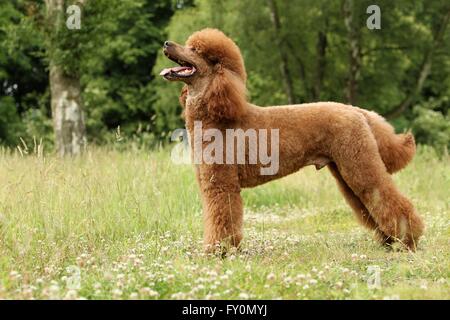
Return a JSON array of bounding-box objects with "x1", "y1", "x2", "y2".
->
[{"x1": 160, "y1": 54, "x2": 196, "y2": 80}]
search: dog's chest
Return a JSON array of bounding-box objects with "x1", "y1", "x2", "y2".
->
[{"x1": 185, "y1": 95, "x2": 208, "y2": 124}]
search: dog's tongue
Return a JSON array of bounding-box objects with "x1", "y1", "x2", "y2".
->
[{"x1": 159, "y1": 66, "x2": 189, "y2": 76}]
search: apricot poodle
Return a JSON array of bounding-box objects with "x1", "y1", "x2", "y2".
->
[{"x1": 160, "y1": 28, "x2": 424, "y2": 252}]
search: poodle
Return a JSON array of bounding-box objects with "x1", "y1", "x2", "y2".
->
[{"x1": 160, "y1": 28, "x2": 424, "y2": 252}]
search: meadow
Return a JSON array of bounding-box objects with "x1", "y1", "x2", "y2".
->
[{"x1": 0, "y1": 146, "x2": 448, "y2": 300}]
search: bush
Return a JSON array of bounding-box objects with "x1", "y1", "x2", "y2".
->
[
  {"x1": 21, "y1": 108, "x2": 54, "y2": 151},
  {"x1": 412, "y1": 98, "x2": 449, "y2": 155},
  {"x1": 0, "y1": 96, "x2": 24, "y2": 146}
]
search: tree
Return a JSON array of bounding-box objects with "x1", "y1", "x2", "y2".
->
[
  {"x1": 78, "y1": 0, "x2": 176, "y2": 144},
  {"x1": 267, "y1": 0, "x2": 295, "y2": 104},
  {"x1": 342, "y1": 0, "x2": 362, "y2": 105},
  {"x1": 0, "y1": 1, "x2": 49, "y2": 146},
  {"x1": 0, "y1": 0, "x2": 177, "y2": 149},
  {"x1": 384, "y1": 8, "x2": 450, "y2": 119},
  {"x1": 45, "y1": 0, "x2": 86, "y2": 156},
  {"x1": 1, "y1": 0, "x2": 448, "y2": 151}
]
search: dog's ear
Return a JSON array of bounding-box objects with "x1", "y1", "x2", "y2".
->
[
  {"x1": 203, "y1": 65, "x2": 247, "y2": 121},
  {"x1": 179, "y1": 85, "x2": 188, "y2": 108}
]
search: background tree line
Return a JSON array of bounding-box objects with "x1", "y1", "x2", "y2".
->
[{"x1": 0, "y1": 0, "x2": 449, "y2": 154}]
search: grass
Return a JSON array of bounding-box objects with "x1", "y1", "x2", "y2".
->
[{"x1": 0, "y1": 146, "x2": 448, "y2": 299}]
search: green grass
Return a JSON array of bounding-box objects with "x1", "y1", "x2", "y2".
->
[{"x1": 0, "y1": 146, "x2": 448, "y2": 299}]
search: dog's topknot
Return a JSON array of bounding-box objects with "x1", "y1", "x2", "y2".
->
[{"x1": 186, "y1": 28, "x2": 247, "y2": 82}]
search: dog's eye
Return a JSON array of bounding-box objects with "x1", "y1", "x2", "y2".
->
[{"x1": 209, "y1": 57, "x2": 219, "y2": 65}]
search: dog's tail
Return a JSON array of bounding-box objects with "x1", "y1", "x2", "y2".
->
[{"x1": 359, "y1": 109, "x2": 416, "y2": 174}]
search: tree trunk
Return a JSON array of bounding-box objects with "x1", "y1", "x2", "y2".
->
[
  {"x1": 384, "y1": 9, "x2": 450, "y2": 119},
  {"x1": 286, "y1": 40, "x2": 310, "y2": 101},
  {"x1": 267, "y1": 0, "x2": 295, "y2": 104},
  {"x1": 313, "y1": 28, "x2": 328, "y2": 100},
  {"x1": 46, "y1": 0, "x2": 86, "y2": 156},
  {"x1": 343, "y1": 0, "x2": 361, "y2": 105},
  {"x1": 49, "y1": 65, "x2": 87, "y2": 156}
]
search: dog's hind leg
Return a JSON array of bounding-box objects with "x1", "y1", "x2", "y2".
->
[
  {"x1": 328, "y1": 163, "x2": 393, "y2": 246},
  {"x1": 332, "y1": 120, "x2": 424, "y2": 250}
]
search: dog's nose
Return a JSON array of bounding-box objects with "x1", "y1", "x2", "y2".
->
[{"x1": 164, "y1": 41, "x2": 172, "y2": 48}]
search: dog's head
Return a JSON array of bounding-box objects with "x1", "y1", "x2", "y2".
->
[{"x1": 160, "y1": 28, "x2": 247, "y2": 120}]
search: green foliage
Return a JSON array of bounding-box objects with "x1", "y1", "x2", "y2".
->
[
  {"x1": 0, "y1": 96, "x2": 24, "y2": 145},
  {"x1": 55, "y1": 0, "x2": 176, "y2": 144},
  {"x1": 0, "y1": 0, "x2": 177, "y2": 148},
  {"x1": 151, "y1": 0, "x2": 449, "y2": 147},
  {"x1": 0, "y1": 1, "x2": 48, "y2": 147},
  {"x1": 412, "y1": 97, "x2": 450, "y2": 154},
  {"x1": 0, "y1": 0, "x2": 448, "y2": 151},
  {"x1": 21, "y1": 107, "x2": 54, "y2": 148}
]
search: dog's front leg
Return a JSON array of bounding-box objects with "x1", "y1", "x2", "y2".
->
[
  {"x1": 197, "y1": 165, "x2": 243, "y2": 253},
  {"x1": 202, "y1": 189, "x2": 243, "y2": 253}
]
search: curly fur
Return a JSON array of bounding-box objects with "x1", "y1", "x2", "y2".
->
[
  {"x1": 204, "y1": 65, "x2": 247, "y2": 121},
  {"x1": 162, "y1": 28, "x2": 424, "y2": 253}
]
